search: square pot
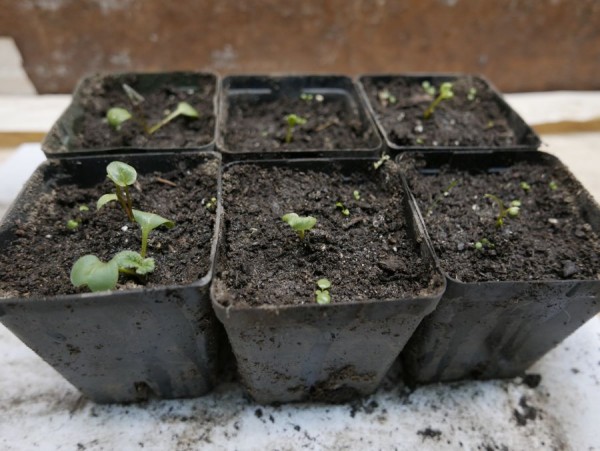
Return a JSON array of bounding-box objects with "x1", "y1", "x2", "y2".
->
[
  {"x1": 399, "y1": 151, "x2": 600, "y2": 384},
  {"x1": 42, "y1": 71, "x2": 218, "y2": 158},
  {"x1": 211, "y1": 157, "x2": 445, "y2": 403},
  {"x1": 0, "y1": 151, "x2": 223, "y2": 403},
  {"x1": 358, "y1": 74, "x2": 541, "y2": 153},
  {"x1": 216, "y1": 75, "x2": 382, "y2": 160}
]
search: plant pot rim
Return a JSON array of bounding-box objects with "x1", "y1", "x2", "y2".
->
[
  {"x1": 0, "y1": 150, "x2": 223, "y2": 305},
  {"x1": 357, "y1": 72, "x2": 542, "y2": 153},
  {"x1": 397, "y1": 149, "x2": 600, "y2": 287},
  {"x1": 41, "y1": 71, "x2": 220, "y2": 158},
  {"x1": 211, "y1": 155, "x2": 446, "y2": 314},
  {"x1": 216, "y1": 74, "x2": 383, "y2": 158}
]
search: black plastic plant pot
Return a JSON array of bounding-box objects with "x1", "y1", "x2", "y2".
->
[
  {"x1": 42, "y1": 71, "x2": 218, "y2": 158},
  {"x1": 0, "y1": 151, "x2": 223, "y2": 403},
  {"x1": 211, "y1": 158, "x2": 445, "y2": 404},
  {"x1": 216, "y1": 75, "x2": 382, "y2": 161},
  {"x1": 398, "y1": 150, "x2": 600, "y2": 385},
  {"x1": 357, "y1": 74, "x2": 541, "y2": 154}
]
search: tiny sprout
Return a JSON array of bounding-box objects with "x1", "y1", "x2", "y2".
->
[
  {"x1": 378, "y1": 89, "x2": 397, "y2": 106},
  {"x1": 467, "y1": 87, "x2": 477, "y2": 101},
  {"x1": 107, "y1": 107, "x2": 132, "y2": 130},
  {"x1": 67, "y1": 219, "x2": 80, "y2": 230},
  {"x1": 486, "y1": 120, "x2": 495, "y2": 129},
  {"x1": 353, "y1": 190, "x2": 361, "y2": 201},
  {"x1": 475, "y1": 238, "x2": 495, "y2": 252},
  {"x1": 424, "y1": 82, "x2": 454, "y2": 119},
  {"x1": 422, "y1": 81, "x2": 436, "y2": 96},
  {"x1": 373, "y1": 154, "x2": 390, "y2": 170},
  {"x1": 415, "y1": 137, "x2": 424, "y2": 145},
  {"x1": 79, "y1": 205, "x2": 89, "y2": 212},
  {"x1": 427, "y1": 179, "x2": 459, "y2": 216},
  {"x1": 315, "y1": 278, "x2": 331, "y2": 305},
  {"x1": 549, "y1": 181, "x2": 558, "y2": 191},
  {"x1": 147, "y1": 102, "x2": 199, "y2": 135},
  {"x1": 335, "y1": 202, "x2": 350, "y2": 216},
  {"x1": 97, "y1": 161, "x2": 137, "y2": 222},
  {"x1": 300, "y1": 93, "x2": 314, "y2": 101},
  {"x1": 484, "y1": 194, "x2": 521, "y2": 227},
  {"x1": 284, "y1": 114, "x2": 307, "y2": 144},
  {"x1": 281, "y1": 213, "x2": 317, "y2": 240},
  {"x1": 520, "y1": 182, "x2": 531, "y2": 192},
  {"x1": 205, "y1": 197, "x2": 217, "y2": 212},
  {"x1": 132, "y1": 209, "x2": 175, "y2": 258}
]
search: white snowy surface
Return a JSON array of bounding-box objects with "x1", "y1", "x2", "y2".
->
[{"x1": 0, "y1": 143, "x2": 599, "y2": 451}]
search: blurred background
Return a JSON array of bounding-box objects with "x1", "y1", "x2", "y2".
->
[{"x1": 1, "y1": 0, "x2": 599, "y2": 94}]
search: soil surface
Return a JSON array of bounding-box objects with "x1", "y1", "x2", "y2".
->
[
  {"x1": 402, "y1": 154, "x2": 600, "y2": 283},
  {"x1": 216, "y1": 159, "x2": 440, "y2": 307},
  {"x1": 0, "y1": 156, "x2": 218, "y2": 297},
  {"x1": 70, "y1": 74, "x2": 215, "y2": 149},
  {"x1": 362, "y1": 76, "x2": 537, "y2": 148},
  {"x1": 223, "y1": 94, "x2": 377, "y2": 153}
]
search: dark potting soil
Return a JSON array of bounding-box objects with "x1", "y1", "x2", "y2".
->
[
  {"x1": 216, "y1": 160, "x2": 440, "y2": 307},
  {"x1": 363, "y1": 76, "x2": 529, "y2": 147},
  {"x1": 223, "y1": 95, "x2": 376, "y2": 152},
  {"x1": 71, "y1": 74, "x2": 215, "y2": 149},
  {"x1": 402, "y1": 156, "x2": 600, "y2": 283},
  {"x1": 0, "y1": 157, "x2": 218, "y2": 298}
]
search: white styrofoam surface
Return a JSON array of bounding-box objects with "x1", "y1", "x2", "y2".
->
[{"x1": 0, "y1": 144, "x2": 599, "y2": 451}]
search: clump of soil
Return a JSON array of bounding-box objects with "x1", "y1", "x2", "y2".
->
[
  {"x1": 223, "y1": 94, "x2": 377, "y2": 152},
  {"x1": 216, "y1": 159, "x2": 440, "y2": 307},
  {"x1": 0, "y1": 156, "x2": 218, "y2": 297},
  {"x1": 402, "y1": 154, "x2": 600, "y2": 283},
  {"x1": 362, "y1": 76, "x2": 538, "y2": 148},
  {"x1": 70, "y1": 74, "x2": 215, "y2": 149}
]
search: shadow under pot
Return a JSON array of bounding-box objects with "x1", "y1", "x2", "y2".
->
[
  {"x1": 216, "y1": 75, "x2": 382, "y2": 161},
  {"x1": 357, "y1": 74, "x2": 540, "y2": 154},
  {"x1": 398, "y1": 150, "x2": 600, "y2": 384},
  {"x1": 0, "y1": 151, "x2": 223, "y2": 403},
  {"x1": 211, "y1": 157, "x2": 445, "y2": 404},
  {"x1": 42, "y1": 71, "x2": 218, "y2": 157}
]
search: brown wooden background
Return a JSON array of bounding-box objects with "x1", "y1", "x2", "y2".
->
[{"x1": 1, "y1": 0, "x2": 599, "y2": 94}]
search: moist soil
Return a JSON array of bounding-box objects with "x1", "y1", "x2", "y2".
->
[
  {"x1": 71, "y1": 74, "x2": 215, "y2": 149},
  {"x1": 402, "y1": 155, "x2": 600, "y2": 283},
  {"x1": 363, "y1": 76, "x2": 535, "y2": 147},
  {"x1": 223, "y1": 95, "x2": 376, "y2": 153},
  {"x1": 0, "y1": 156, "x2": 218, "y2": 298},
  {"x1": 216, "y1": 159, "x2": 440, "y2": 307}
]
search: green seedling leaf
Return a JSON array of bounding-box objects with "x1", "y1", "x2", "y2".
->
[
  {"x1": 79, "y1": 205, "x2": 90, "y2": 212},
  {"x1": 467, "y1": 87, "x2": 477, "y2": 101},
  {"x1": 315, "y1": 290, "x2": 331, "y2": 305},
  {"x1": 335, "y1": 202, "x2": 349, "y2": 216},
  {"x1": 373, "y1": 154, "x2": 390, "y2": 170},
  {"x1": 549, "y1": 181, "x2": 558, "y2": 191},
  {"x1": 133, "y1": 209, "x2": 175, "y2": 257},
  {"x1": 281, "y1": 213, "x2": 317, "y2": 240},
  {"x1": 71, "y1": 255, "x2": 119, "y2": 292},
  {"x1": 97, "y1": 193, "x2": 118, "y2": 210},
  {"x1": 422, "y1": 81, "x2": 436, "y2": 96},
  {"x1": 300, "y1": 93, "x2": 314, "y2": 101},
  {"x1": 107, "y1": 161, "x2": 137, "y2": 187},
  {"x1": 148, "y1": 102, "x2": 200, "y2": 134},
  {"x1": 316, "y1": 278, "x2": 331, "y2": 290},
  {"x1": 67, "y1": 219, "x2": 80, "y2": 230},
  {"x1": 107, "y1": 107, "x2": 132, "y2": 129},
  {"x1": 205, "y1": 197, "x2": 217, "y2": 212},
  {"x1": 424, "y1": 82, "x2": 454, "y2": 119},
  {"x1": 285, "y1": 114, "x2": 307, "y2": 127},
  {"x1": 113, "y1": 250, "x2": 155, "y2": 275},
  {"x1": 378, "y1": 89, "x2": 397, "y2": 105},
  {"x1": 520, "y1": 181, "x2": 531, "y2": 192},
  {"x1": 353, "y1": 190, "x2": 361, "y2": 201}
]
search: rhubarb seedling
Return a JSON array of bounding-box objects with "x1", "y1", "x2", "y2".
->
[
  {"x1": 424, "y1": 82, "x2": 454, "y2": 119},
  {"x1": 282, "y1": 213, "x2": 316, "y2": 240},
  {"x1": 484, "y1": 194, "x2": 521, "y2": 227},
  {"x1": 97, "y1": 161, "x2": 137, "y2": 222},
  {"x1": 315, "y1": 278, "x2": 332, "y2": 304},
  {"x1": 284, "y1": 114, "x2": 307, "y2": 144}
]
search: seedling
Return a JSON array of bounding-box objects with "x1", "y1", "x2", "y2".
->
[
  {"x1": 281, "y1": 213, "x2": 316, "y2": 240},
  {"x1": 300, "y1": 93, "x2": 314, "y2": 101},
  {"x1": 97, "y1": 161, "x2": 137, "y2": 222},
  {"x1": 484, "y1": 194, "x2": 521, "y2": 227},
  {"x1": 315, "y1": 278, "x2": 331, "y2": 305},
  {"x1": 467, "y1": 87, "x2": 477, "y2": 101},
  {"x1": 427, "y1": 179, "x2": 459, "y2": 216},
  {"x1": 353, "y1": 190, "x2": 361, "y2": 201},
  {"x1": 106, "y1": 83, "x2": 199, "y2": 135},
  {"x1": 284, "y1": 114, "x2": 307, "y2": 144},
  {"x1": 549, "y1": 181, "x2": 558, "y2": 191},
  {"x1": 335, "y1": 202, "x2": 350, "y2": 216},
  {"x1": 132, "y1": 209, "x2": 175, "y2": 258},
  {"x1": 205, "y1": 197, "x2": 217, "y2": 212},
  {"x1": 421, "y1": 81, "x2": 436, "y2": 96},
  {"x1": 474, "y1": 237, "x2": 495, "y2": 252},
  {"x1": 520, "y1": 181, "x2": 531, "y2": 192},
  {"x1": 373, "y1": 154, "x2": 390, "y2": 170},
  {"x1": 67, "y1": 219, "x2": 80, "y2": 230},
  {"x1": 423, "y1": 82, "x2": 454, "y2": 119},
  {"x1": 378, "y1": 89, "x2": 397, "y2": 106}
]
